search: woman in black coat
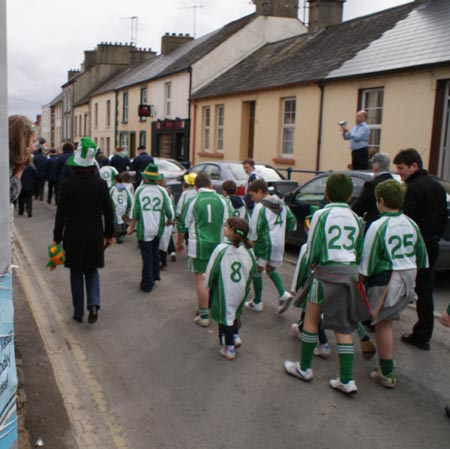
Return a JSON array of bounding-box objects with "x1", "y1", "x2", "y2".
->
[{"x1": 53, "y1": 137, "x2": 114, "y2": 324}]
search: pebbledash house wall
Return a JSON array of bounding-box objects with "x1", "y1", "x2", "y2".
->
[
  {"x1": 321, "y1": 65, "x2": 450, "y2": 172},
  {"x1": 90, "y1": 90, "x2": 116, "y2": 156}
]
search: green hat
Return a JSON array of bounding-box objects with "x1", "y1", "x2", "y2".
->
[
  {"x1": 141, "y1": 163, "x2": 162, "y2": 181},
  {"x1": 67, "y1": 137, "x2": 98, "y2": 167}
]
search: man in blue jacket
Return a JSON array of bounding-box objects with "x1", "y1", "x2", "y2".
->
[
  {"x1": 33, "y1": 148, "x2": 47, "y2": 200},
  {"x1": 46, "y1": 149, "x2": 59, "y2": 204},
  {"x1": 110, "y1": 147, "x2": 130, "y2": 173},
  {"x1": 130, "y1": 145, "x2": 154, "y2": 189}
]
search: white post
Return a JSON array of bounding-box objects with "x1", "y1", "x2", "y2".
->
[{"x1": 0, "y1": 1, "x2": 19, "y2": 448}]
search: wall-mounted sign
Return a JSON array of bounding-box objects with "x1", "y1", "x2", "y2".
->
[{"x1": 138, "y1": 104, "x2": 152, "y2": 117}]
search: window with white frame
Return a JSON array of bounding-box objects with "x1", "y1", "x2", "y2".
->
[
  {"x1": 216, "y1": 105, "x2": 225, "y2": 151},
  {"x1": 139, "y1": 130, "x2": 146, "y2": 148},
  {"x1": 140, "y1": 87, "x2": 148, "y2": 122},
  {"x1": 123, "y1": 92, "x2": 129, "y2": 123},
  {"x1": 120, "y1": 132, "x2": 129, "y2": 153},
  {"x1": 165, "y1": 82, "x2": 172, "y2": 116},
  {"x1": 360, "y1": 87, "x2": 384, "y2": 153},
  {"x1": 203, "y1": 106, "x2": 211, "y2": 151},
  {"x1": 281, "y1": 97, "x2": 296, "y2": 156},
  {"x1": 94, "y1": 103, "x2": 98, "y2": 128}
]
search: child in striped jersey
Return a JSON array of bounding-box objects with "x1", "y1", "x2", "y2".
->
[
  {"x1": 206, "y1": 218, "x2": 256, "y2": 360},
  {"x1": 359, "y1": 180, "x2": 428, "y2": 388},
  {"x1": 110, "y1": 174, "x2": 132, "y2": 244},
  {"x1": 222, "y1": 180, "x2": 248, "y2": 220},
  {"x1": 284, "y1": 174, "x2": 363, "y2": 395},
  {"x1": 245, "y1": 180, "x2": 297, "y2": 313}
]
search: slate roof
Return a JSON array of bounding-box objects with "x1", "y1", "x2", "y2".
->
[
  {"x1": 328, "y1": 0, "x2": 450, "y2": 78},
  {"x1": 191, "y1": 2, "x2": 417, "y2": 99},
  {"x1": 90, "y1": 13, "x2": 255, "y2": 97}
]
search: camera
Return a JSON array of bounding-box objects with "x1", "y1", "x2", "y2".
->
[{"x1": 338, "y1": 120, "x2": 347, "y2": 127}]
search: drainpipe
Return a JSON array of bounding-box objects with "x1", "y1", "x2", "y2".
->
[
  {"x1": 191, "y1": 99, "x2": 197, "y2": 166},
  {"x1": 114, "y1": 90, "x2": 119, "y2": 149},
  {"x1": 316, "y1": 81, "x2": 325, "y2": 171},
  {"x1": 188, "y1": 66, "x2": 194, "y2": 165}
]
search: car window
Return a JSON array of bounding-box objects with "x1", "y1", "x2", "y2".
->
[
  {"x1": 203, "y1": 164, "x2": 221, "y2": 180},
  {"x1": 255, "y1": 165, "x2": 283, "y2": 181},
  {"x1": 190, "y1": 164, "x2": 206, "y2": 174},
  {"x1": 228, "y1": 164, "x2": 248, "y2": 181},
  {"x1": 155, "y1": 159, "x2": 184, "y2": 172},
  {"x1": 351, "y1": 176, "x2": 366, "y2": 198},
  {"x1": 295, "y1": 176, "x2": 329, "y2": 202}
]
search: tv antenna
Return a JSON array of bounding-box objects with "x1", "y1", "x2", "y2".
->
[
  {"x1": 177, "y1": 5, "x2": 203, "y2": 37},
  {"x1": 121, "y1": 16, "x2": 138, "y2": 45}
]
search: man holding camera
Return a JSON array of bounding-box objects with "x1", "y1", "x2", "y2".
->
[{"x1": 340, "y1": 110, "x2": 370, "y2": 170}]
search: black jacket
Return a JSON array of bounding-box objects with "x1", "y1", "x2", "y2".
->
[
  {"x1": 111, "y1": 153, "x2": 130, "y2": 173},
  {"x1": 20, "y1": 165, "x2": 36, "y2": 191},
  {"x1": 54, "y1": 170, "x2": 114, "y2": 269},
  {"x1": 403, "y1": 169, "x2": 447, "y2": 244},
  {"x1": 33, "y1": 152, "x2": 48, "y2": 179},
  {"x1": 352, "y1": 172, "x2": 393, "y2": 232},
  {"x1": 130, "y1": 152, "x2": 154, "y2": 186},
  {"x1": 46, "y1": 155, "x2": 59, "y2": 182}
]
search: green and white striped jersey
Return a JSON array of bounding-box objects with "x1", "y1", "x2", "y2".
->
[
  {"x1": 224, "y1": 196, "x2": 248, "y2": 220},
  {"x1": 359, "y1": 211, "x2": 428, "y2": 276},
  {"x1": 306, "y1": 203, "x2": 363, "y2": 266},
  {"x1": 249, "y1": 197, "x2": 297, "y2": 264},
  {"x1": 178, "y1": 188, "x2": 229, "y2": 260},
  {"x1": 100, "y1": 166, "x2": 118, "y2": 188},
  {"x1": 176, "y1": 187, "x2": 197, "y2": 220},
  {"x1": 110, "y1": 185, "x2": 132, "y2": 225},
  {"x1": 132, "y1": 183, "x2": 175, "y2": 242},
  {"x1": 206, "y1": 241, "x2": 256, "y2": 326}
]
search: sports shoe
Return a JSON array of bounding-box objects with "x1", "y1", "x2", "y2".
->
[
  {"x1": 329, "y1": 378, "x2": 357, "y2": 395},
  {"x1": 314, "y1": 343, "x2": 331, "y2": 358},
  {"x1": 278, "y1": 291, "x2": 294, "y2": 314},
  {"x1": 284, "y1": 360, "x2": 313, "y2": 381},
  {"x1": 361, "y1": 338, "x2": 377, "y2": 360},
  {"x1": 290, "y1": 323, "x2": 302, "y2": 340},
  {"x1": 194, "y1": 315, "x2": 210, "y2": 327},
  {"x1": 233, "y1": 334, "x2": 242, "y2": 348},
  {"x1": 220, "y1": 346, "x2": 236, "y2": 360},
  {"x1": 370, "y1": 369, "x2": 396, "y2": 388},
  {"x1": 245, "y1": 300, "x2": 263, "y2": 312}
]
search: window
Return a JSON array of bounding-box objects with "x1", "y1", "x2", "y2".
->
[
  {"x1": 120, "y1": 132, "x2": 129, "y2": 153},
  {"x1": 84, "y1": 113, "x2": 88, "y2": 136},
  {"x1": 79, "y1": 116, "x2": 82, "y2": 136},
  {"x1": 165, "y1": 82, "x2": 172, "y2": 116},
  {"x1": 281, "y1": 98, "x2": 296, "y2": 156},
  {"x1": 139, "y1": 130, "x2": 146, "y2": 148},
  {"x1": 74, "y1": 114, "x2": 77, "y2": 136},
  {"x1": 100, "y1": 137, "x2": 104, "y2": 150},
  {"x1": 203, "y1": 106, "x2": 211, "y2": 151},
  {"x1": 106, "y1": 100, "x2": 111, "y2": 127},
  {"x1": 360, "y1": 88, "x2": 384, "y2": 153},
  {"x1": 216, "y1": 104, "x2": 225, "y2": 151},
  {"x1": 94, "y1": 103, "x2": 98, "y2": 128},
  {"x1": 106, "y1": 137, "x2": 110, "y2": 154},
  {"x1": 140, "y1": 87, "x2": 148, "y2": 122},
  {"x1": 123, "y1": 92, "x2": 129, "y2": 123}
]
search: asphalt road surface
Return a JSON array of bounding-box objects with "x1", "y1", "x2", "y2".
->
[{"x1": 13, "y1": 200, "x2": 450, "y2": 449}]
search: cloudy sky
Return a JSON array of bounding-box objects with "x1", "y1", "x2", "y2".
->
[{"x1": 6, "y1": 0, "x2": 413, "y2": 120}]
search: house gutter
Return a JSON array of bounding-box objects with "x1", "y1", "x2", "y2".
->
[
  {"x1": 188, "y1": 66, "x2": 196, "y2": 166},
  {"x1": 316, "y1": 81, "x2": 324, "y2": 171}
]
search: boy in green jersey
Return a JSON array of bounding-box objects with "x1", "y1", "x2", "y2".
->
[
  {"x1": 359, "y1": 180, "x2": 428, "y2": 388},
  {"x1": 177, "y1": 174, "x2": 229, "y2": 327},
  {"x1": 284, "y1": 174, "x2": 363, "y2": 395},
  {"x1": 245, "y1": 180, "x2": 297, "y2": 313}
]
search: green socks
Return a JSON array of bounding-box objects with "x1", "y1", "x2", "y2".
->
[
  {"x1": 300, "y1": 331, "x2": 318, "y2": 371},
  {"x1": 200, "y1": 308, "x2": 209, "y2": 319},
  {"x1": 379, "y1": 358, "x2": 394, "y2": 376},
  {"x1": 337, "y1": 343, "x2": 354, "y2": 384},
  {"x1": 357, "y1": 322, "x2": 369, "y2": 342},
  {"x1": 252, "y1": 272, "x2": 263, "y2": 304},
  {"x1": 267, "y1": 270, "x2": 285, "y2": 296}
]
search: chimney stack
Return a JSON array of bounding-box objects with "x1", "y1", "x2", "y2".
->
[
  {"x1": 255, "y1": 0, "x2": 298, "y2": 19},
  {"x1": 307, "y1": 0, "x2": 345, "y2": 32},
  {"x1": 161, "y1": 33, "x2": 194, "y2": 56}
]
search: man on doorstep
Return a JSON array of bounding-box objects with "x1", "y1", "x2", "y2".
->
[
  {"x1": 341, "y1": 110, "x2": 370, "y2": 170},
  {"x1": 394, "y1": 148, "x2": 447, "y2": 350}
]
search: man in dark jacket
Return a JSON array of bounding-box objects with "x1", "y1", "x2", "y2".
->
[
  {"x1": 130, "y1": 145, "x2": 154, "y2": 188},
  {"x1": 53, "y1": 137, "x2": 114, "y2": 324},
  {"x1": 352, "y1": 152, "x2": 393, "y2": 232},
  {"x1": 56, "y1": 142, "x2": 75, "y2": 203},
  {"x1": 394, "y1": 148, "x2": 448, "y2": 350},
  {"x1": 46, "y1": 149, "x2": 59, "y2": 204},
  {"x1": 33, "y1": 148, "x2": 47, "y2": 200},
  {"x1": 18, "y1": 164, "x2": 36, "y2": 217},
  {"x1": 110, "y1": 147, "x2": 130, "y2": 173}
]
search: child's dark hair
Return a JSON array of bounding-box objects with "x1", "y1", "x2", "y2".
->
[
  {"x1": 195, "y1": 173, "x2": 211, "y2": 188},
  {"x1": 222, "y1": 180, "x2": 237, "y2": 195},
  {"x1": 326, "y1": 173, "x2": 353, "y2": 202},
  {"x1": 122, "y1": 172, "x2": 131, "y2": 182},
  {"x1": 375, "y1": 179, "x2": 405, "y2": 209},
  {"x1": 227, "y1": 217, "x2": 253, "y2": 249},
  {"x1": 115, "y1": 174, "x2": 123, "y2": 183},
  {"x1": 248, "y1": 179, "x2": 268, "y2": 194}
]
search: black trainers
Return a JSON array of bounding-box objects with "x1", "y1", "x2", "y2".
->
[
  {"x1": 401, "y1": 333, "x2": 430, "y2": 351},
  {"x1": 88, "y1": 306, "x2": 99, "y2": 324},
  {"x1": 72, "y1": 315, "x2": 82, "y2": 323}
]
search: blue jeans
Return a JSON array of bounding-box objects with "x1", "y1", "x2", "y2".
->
[
  {"x1": 70, "y1": 268, "x2": 100, "y2": 318},
  {"x1": 138, "y1": 238, "x2": 160, "y2": 292}
]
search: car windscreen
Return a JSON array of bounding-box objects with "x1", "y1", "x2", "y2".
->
[
  {"x1": 155, "y1": 159, "x2": 184, "y2": 172},
  {"x1": 228, "y1": 164, "x2": 249, "y2": 181},
  {"x1": 255, "y1": 165, "x2": 283, "y2": 181}
]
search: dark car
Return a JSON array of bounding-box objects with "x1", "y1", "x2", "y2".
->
[
  {"x1": 284, "y1": 170, "x2": 450, "y2": 271},
  {"x1": 186, "y1": 161, "x2": 299, "y2": 197}
]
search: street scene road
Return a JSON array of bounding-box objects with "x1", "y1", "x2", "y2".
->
[{"x1": 13, "y1": 200, "x2": 450, "y2": 449}]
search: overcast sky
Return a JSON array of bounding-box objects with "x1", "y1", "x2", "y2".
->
[{"x1": 6, "y1": 0, "x2": 414, "y2": 121}]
